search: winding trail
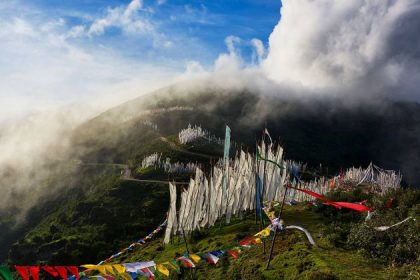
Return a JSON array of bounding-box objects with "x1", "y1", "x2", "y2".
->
[
  {"x1": 78, "y1": 162, "x2": 188, "y2": 185},
  {"x1": 159, "y1": 136, "x2": 216, "y2": 159},
  {"x1": 74, "y1": 136, "x2": 212, "y2": 185},
  {"x1": 124, "y1": 178, "x2": 189, "y2": 185}
]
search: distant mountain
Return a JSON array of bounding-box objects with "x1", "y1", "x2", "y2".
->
[
  {"x1": 92, "y1": 85, "x2": 420, "y2": 186},
  {"x1": 3, "y1": 84, "x2": 420, "y2": 264}
]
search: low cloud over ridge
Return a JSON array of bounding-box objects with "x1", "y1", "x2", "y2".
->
[{"x1": 263, "y1": 0, "x2": 420, "y2": 101}]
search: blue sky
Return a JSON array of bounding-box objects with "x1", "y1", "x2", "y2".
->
[
  {"x1": 0, "y1": 0, "x2": 281, "y2": 120},
  {"x1": 24, "y1": 0, "x2": 280, "y2": 68}
]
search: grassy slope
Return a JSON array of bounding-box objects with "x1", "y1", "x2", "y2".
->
[
  {"x1": 4, "y1": 89, "x2": 420, "y2": 278},
  {"x1": 7, "y1": 124, "x2": 223, "y2": 265},
  {"x1": 113, "y1": 205, "x2": 419, "y2": 280}
]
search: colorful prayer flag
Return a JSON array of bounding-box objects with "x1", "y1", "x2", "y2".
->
[
  {"x1": 54, "y1": 266, "x2": 68, "y2": 279},
  {"x1": 254, "y1": 227, "x2": 271, "y2": 238},
  {"x1": 0, "y1": 266, "x2": 12, "y2": 280},
  {"x1": 15, "y1": 266, "x2": 29, "y2": 280},
  {"x1": 177, "y1": 257, "x2": 195, "y2": 268},
  {"x1": 189, "y1": 254, "x2": 202, "y2": 264},
  {"x1": 226, "y1": 249, "x2": 240, "y2": 259},
  {"x1": 156, "y1": 264, "x2": 170, "y2": 277},
  {"x1": 29, "y1": 266, "x2": 39, "y2": 280},
  {"x1": 205, "y1": 253, "x2": 219, "y2": 265},
  {"x1": 167, "y1": 260, "x2": 181, "y2": 274}
]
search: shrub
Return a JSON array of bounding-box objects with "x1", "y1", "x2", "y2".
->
[
  {"x1": 317, "y1": 187, "x2": 419, "y2": 265},
  {"x1": 347, "y1": 188, "x2": 420, "y2": 265}
]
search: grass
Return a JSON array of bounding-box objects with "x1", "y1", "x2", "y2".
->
[
  {"x1": 108, "y1": 205, "x2": 419, "y2": 279},
  {"x1": 3, "y1": 99, "x2": 419, "y2": 280}
]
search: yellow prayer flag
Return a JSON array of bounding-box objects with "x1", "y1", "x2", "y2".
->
[
  {"x1": 157, "y1": 264, "x2": 170, "y2": 277},
  {"x1": 254, "y1": 238, "x2": 262, "y2": 244},
  {"x1": 189, "y1": 254, "x2": 201, "y2": 264},
  {"x1": 97, "y1": 265, "x2": 108, "y2": 276},
  {"x1": 112, "y1": 264, "x2": 126, "y2": 274},
  {"x1": 80, "y1": 265, "x2": 98, "y2": 270},
  {"x1": 254, "y1": 227, "x2": 271, "y2": 238},
  {"x1": 104, "y1": 265, "x2": 116, "y2": 276}
]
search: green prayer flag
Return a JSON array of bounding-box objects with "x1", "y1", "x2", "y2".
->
[
  {"x1": 0, "y1": 266, "x2": 12, "y2": 280},
  {"x1": 222, "y1": 125, "x2": 231, "y2": 200},
  {"x1": 257, "y1": 147, "x2": 284, "y2": 170},
  {"x1": 168, "y1": 260, "x2": 181, "y2": 274}
]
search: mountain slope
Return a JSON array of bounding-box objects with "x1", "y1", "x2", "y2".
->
[{"x1": 3, "y1": 86, "x2": 420, "y2": 268}]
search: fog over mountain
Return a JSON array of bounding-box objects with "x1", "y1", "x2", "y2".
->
[
  {"x1": 264, "y1": 0, "x2": 420, "y2": 101},
  {"x1": 1, "y1": 0, "x2": 420, "y2": 226}
]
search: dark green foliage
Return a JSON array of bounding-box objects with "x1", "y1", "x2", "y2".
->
[
  {"x1": 2, "y1": 88, "x2": 420, "y2": 280},
  {"x1": 314, "y1": 188, "x2": 369, "y2": 246},
  {"x1": 316, "y1": 188, "x2": 420, "y2": 265},
  {"x1": 8, "y1": 176, "x2": 169, "y2": 265},
  {"x1": 347, "y1": 189, "x2": 420, "y2": 265}
]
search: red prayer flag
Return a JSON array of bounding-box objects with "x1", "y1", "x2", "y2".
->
[
  {"x1": 177, "y1": 257, "x2": 195, "y2": 268},
  {"x1": 66, "y1": 266, "x2": 80, "y2": 280},
  {"x1": 29, "y1": 266, "x2": 39, "y2": 280},
  {"x1": 140, "y1": 268, "x2": 155, "y2": 280},
  {"x1": 239, "y1": 236, "x2": 260, "y2": 246},
  {"x1": 54, "y1": 266, "x2": 68, "y2": 279},
  {"x1": 226, "y1": 249, "x2": 239, "y2": 259},
  {"x1": 289, "y1": 187, "x2": 371, "y2": 212},
  {"x1": 42, "y1": 266, "x2": 59, "y2": 277},
  {"x1": 14, "y1": 266, "x2": 30, "y2": 280},
  {"x1": 334, "y1": 202, "x2": 371, "y2": 212}
]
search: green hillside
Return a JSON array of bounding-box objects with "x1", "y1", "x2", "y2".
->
[
  {"x1": 2, "y1": 88, "x2": 420, "y2": 280},
  {"x1": 112, "y1": 200, "x2": 419, "y2": 280}
]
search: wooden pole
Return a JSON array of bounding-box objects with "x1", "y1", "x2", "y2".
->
[
  {"x1": 265, "y1": 185, "x2": 289, "y2": 270},
  {"x1": 254, "y1": 139, "x2": 259, "y2": 225},
  {"x1": 261, "y1": 129, "x2": 269, "y2": 254},
  {"x1": 181, "y1": 227, "x2": 190, "y2": 254}
]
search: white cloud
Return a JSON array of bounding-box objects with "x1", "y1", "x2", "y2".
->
[
  {"x1": 214, "y1": 35, "x2": 243, "y2": 72},
  {"x1": 66, "y1": 25, "x2": 86, "y2": 38},
  {"x1": 263, "y1": 0, "x2": 420, "y2": 100},
  {"x1": 85, "y1": 0, "x2": 152, "y2": 36},
  {"x1": 0, "y1": 14, "x2": 176, "y2": 122},
  {"x1": 0, "y1": 2, "x2": 179, "y2": 220},
  {"x1": 251, "y1": 38, "x2": 265, "y2": 64}
]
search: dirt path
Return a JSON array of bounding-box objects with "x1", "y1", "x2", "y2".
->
[
  {"x1": 123, "y1": 178, "x2": 189, "y2": 185},
  {"x1": 159, "y1": 136, "x2": 216, "y2": 159},
  {"x1": 74, "y1": 136, "x2": 212, "y2": 184},
  {"x1": 74, "y1": 161, "x2": 128, "y2": 168}
]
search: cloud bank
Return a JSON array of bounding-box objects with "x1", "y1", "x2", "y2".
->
[
  {"x1": 263, "y1": 0, "x2": 420, "y2": 101},
  {"x1": 1, "y1": 0, "x2": 420, "y2": 226}
]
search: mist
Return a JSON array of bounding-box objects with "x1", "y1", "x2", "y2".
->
[
  {"x1": 1, "y1": 0, "x2": 420, "y2": 228},
  {"x1": 263, "y1": 0, "x2": 420, "y2": 101}
]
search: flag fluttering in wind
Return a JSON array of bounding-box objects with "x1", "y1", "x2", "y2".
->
[{"x1": 288, "y1": 187, "x2": 371, "y2": 212}]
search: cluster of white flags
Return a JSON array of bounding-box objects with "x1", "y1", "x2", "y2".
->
[
  {"x1": 178, "y1": 124, "x2": 208, "y2": 144},
  {"x1": 342, "y1": 162, "x2": 401, "y2": 194},
  {"x1": 163, "y1": 161, "x2": 198, "y2": 174},
  {"x1": 142, "y1": 120, "x2": 158, "y2": 131},
  {"x1": 288, "y1": 177, "x2": 330, "y2": 202},
  {"x1": 164, "y1": 142, "x2": 288, "y2": 243},
  {"x1": 141, "y1": 153, "x2": 198, "y2": 174},
  {"x1": 141, "y1": 153, "x2": 162, "y2": 169},
  {"x1": 163, "y1": 133, "x2": 404, "y2": 243}
]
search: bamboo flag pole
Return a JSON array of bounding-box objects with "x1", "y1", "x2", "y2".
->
[
  {"x1": 219, "y1": 125, "x2": 231, "y2": 229},
  {"x1": 254, "y1": 140, "x2": 259, "y2": 224},
  {"x1": 261, "y1": 130, "x2": 269, "y2": 254},
  {"x1": 266, "y1": 185, "x2": 289, "y2": 270}
]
